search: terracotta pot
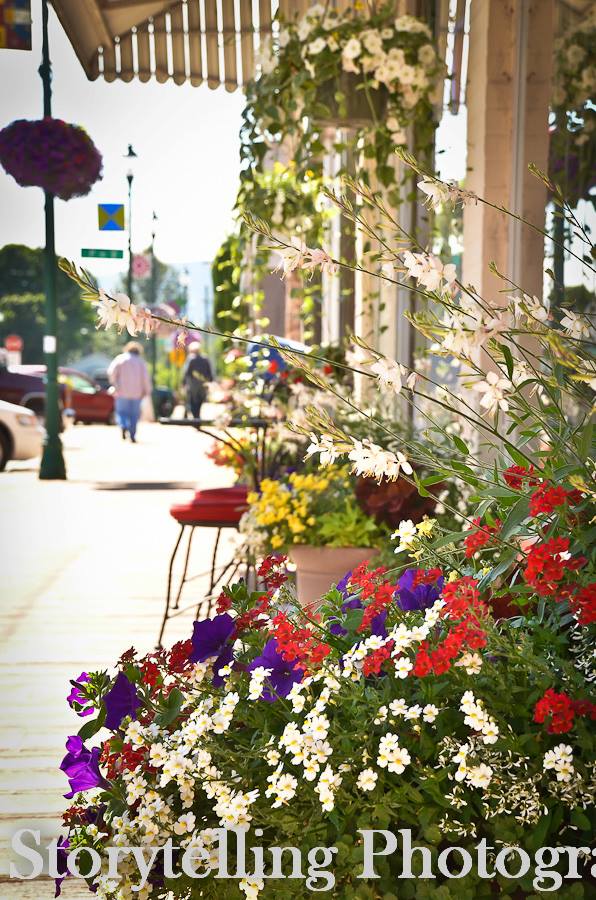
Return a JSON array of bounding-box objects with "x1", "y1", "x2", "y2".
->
[{"x1": 289, "y1": 545, "x2": 377, "y2": 610}]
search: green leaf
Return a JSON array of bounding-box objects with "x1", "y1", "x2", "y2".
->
[
  {"x1": 78, "y1": 707, "x2": 106, "y2": 742},
  {"x1": 500, "y1": 343, "x2": 514, "y2": 380},
  {"x1": 452, "y1": 435, "x2": 469, "y2": 456},
  {"x1": 156, "y1": 688, "x2": 185, "y2": 727},
  {"x1": 499, "y1": 496, "x2": 530, "y2": 541}
]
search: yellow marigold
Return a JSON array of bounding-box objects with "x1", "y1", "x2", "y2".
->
[{"x1": 271, "y1": 534, "x2": 283, "y2": 548}]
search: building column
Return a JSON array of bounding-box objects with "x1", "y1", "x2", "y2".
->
[{"x1": 463, "y1": 0, "x2": 554, "y2": 302}]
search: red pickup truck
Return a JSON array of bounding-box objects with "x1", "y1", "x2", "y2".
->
[{"x1": 0, "y1": 362, "x2": 115, "y2": 424}]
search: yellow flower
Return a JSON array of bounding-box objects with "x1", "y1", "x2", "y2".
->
[
  {"x1": 271, "y1": 534, "x2": 283, "y2": 549},
  {"x1": 416, "y1": 517, "x2": 437, "y2": 537}
]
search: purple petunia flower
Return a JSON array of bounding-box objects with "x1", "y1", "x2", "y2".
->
[
  {"x1": 335, "y1": 570, "x2": 352, "y2": 596},
  {"x1": 103, "y1": 672, "x2": 140, "y2": 731},
  {"x1": 328, "y1": 619, "x2": 348, "y2": 637},
  {"x1": 190, "y1": 613, "x2": 235, "y2": 663},
  {"x1": 396, "y1": 569, "x2": 444, "y2": 612},
  {"x1": 67, "y1": 672, "x2": 94, "y2": 718},
  {"x1": 190, "y1": 613, "x2": 236, "y2": 685},
  {"x1": 249, "y1": 639, "x2": 304, "y2": 702},
  {"x1": 60, "y1": 736, "x2": 105, "y2": 799}
]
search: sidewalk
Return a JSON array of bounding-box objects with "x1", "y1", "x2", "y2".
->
[{"x1": 0, "y1": 419, "x2": 236, "y2": 895}]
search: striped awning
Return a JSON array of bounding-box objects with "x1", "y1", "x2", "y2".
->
[{"x1": 50, "y1": 0, "x2": 319, "y2": 90}]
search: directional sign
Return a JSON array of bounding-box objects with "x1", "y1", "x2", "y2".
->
[
  {"x1": 82, "y1": 248, "x2": 124, "y2": 259},
  {"x1": 98, "y1": 203, "x2": 125, "y2": 231}
]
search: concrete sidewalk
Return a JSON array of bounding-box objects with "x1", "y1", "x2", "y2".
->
[{"x1": 0, "y1": 419, "x2": 237, "y2": 895}]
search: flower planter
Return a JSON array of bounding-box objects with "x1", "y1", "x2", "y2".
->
[
  {"x1": 0, "y1": 117, "x2": 103, "y2": 200},
  {"x1": 314, "y1": 72, "x2": 388, "y2": 128},
  {"x1": 289, "y1": 544, "x2": 377, "y2": 609}
]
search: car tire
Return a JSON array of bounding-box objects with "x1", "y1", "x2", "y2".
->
[
  {"x1": 106, "y1": 411, "x2": 116, "y2": 425},
  {"x1": 0, "y1": 426, "x2": 11, "y2": 472}
]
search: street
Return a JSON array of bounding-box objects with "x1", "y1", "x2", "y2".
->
[{"x1": 0, "y1": 418, "x2": 236, "y2": 896}]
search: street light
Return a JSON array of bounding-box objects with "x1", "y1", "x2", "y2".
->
[
  {"x1": 124, "y1": 144, "x2": 137, "y2": 300},
  {"x1": 39, "y1": 0, "x2": 66, "y2": 480},
  {"x1": 150, "y1": 211, "x2": 158, "y2": 382}
]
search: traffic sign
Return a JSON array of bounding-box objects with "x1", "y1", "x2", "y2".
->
[
  {"x1": 4, "y1": 334, "x2": 23, "y2": 352},
  {"x1": 98, "y1": 203, "x2": 125, "y2": 231},
  {"x1": 81, "y1": 249, "x2": 124, "y2": 259}
]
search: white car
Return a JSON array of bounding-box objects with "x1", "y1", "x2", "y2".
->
[{"x1": 0, "y1": 399, "x2": 45, "y2": 471}]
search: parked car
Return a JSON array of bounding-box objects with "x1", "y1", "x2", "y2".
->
[
  {"x1": 0, "y1": 399, "x2": 44, "y2": 471},
  {"x1": 0, "y1": 362, "x2": 115, "y2": 424}
]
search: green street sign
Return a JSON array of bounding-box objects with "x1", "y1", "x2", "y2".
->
[{"x1": 81, "y1": 249, "x2": 124, "y2": 259}]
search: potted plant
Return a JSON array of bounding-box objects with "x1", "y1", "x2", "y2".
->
[{"x1": 242, "y1": 465, "x2": 386, "y2": 607}]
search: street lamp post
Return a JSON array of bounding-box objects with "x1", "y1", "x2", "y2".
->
[
  {"x1": 125, "y1": 144, "x2": 137, "y2": 300},
  {"x1": 150, "y1": 211, "x2": 158, "y2": 381},
  {"x1": 39, "y1": 0, "x2": 66, "y2": 480}
]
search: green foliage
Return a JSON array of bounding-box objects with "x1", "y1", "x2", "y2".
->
[
  {"x1": 212, "y1": 232, "x2": 246, "y2": 341},
  {"x1": 0, "y1": 244, "x2": 96, "y2": 362}
]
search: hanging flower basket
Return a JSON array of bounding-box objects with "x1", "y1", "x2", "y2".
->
[
  {"x1": 0, "y1": 117, "x2": 103, "y2": 200},
  {"x1": 314, "y1": 72, "x2": 389, "y2": 128}
]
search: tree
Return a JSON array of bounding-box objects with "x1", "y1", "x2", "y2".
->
[{"x1": 0, "y1": 244, "x2": 96, "y2": 363}]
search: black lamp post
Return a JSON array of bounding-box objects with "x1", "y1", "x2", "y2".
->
[
  {"x1": 39, "y1": 0, "x2": 66, "y2": 480},
  {"x1": 125, "y1": 144, "x2": 137, "y2": 300}
]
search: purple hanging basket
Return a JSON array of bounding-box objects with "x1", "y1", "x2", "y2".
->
[{"x1": 0, "y1": 117, "x2": 103, "y2": 201}]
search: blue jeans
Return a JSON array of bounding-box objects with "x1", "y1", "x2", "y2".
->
[{"x1": 115, "y1": 397, "x2": 142, "y2": 439}]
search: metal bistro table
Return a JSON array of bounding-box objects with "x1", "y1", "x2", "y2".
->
[
  {"x1": 155, "y1": 415, "x2": 273, "y2": 645},
  {"x1": 159, "y1": 415, "x2": 274, "y2": 491}
]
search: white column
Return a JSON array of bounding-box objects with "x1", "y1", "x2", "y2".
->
[{"x1": 463, "y1": 0, "x2": 554, "y2": 302}]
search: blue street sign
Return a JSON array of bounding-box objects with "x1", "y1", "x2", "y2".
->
[{"x1": 98, "y1": 203, "x2": 125, "y2": 231}]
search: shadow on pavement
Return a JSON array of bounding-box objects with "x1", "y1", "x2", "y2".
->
[{"x1": 94, "y1": 481, "x2": 197, "y2": 491}]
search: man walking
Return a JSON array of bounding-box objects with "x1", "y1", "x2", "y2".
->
[
  {"x1": 182, "y1": 341, "x2": 213, "y2": 419},
  {"x1": 108, "y1": 341, "x2": 152, "y2": 442}
]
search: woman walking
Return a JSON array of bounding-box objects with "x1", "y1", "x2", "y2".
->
[{"x1": 107, "y1": 341, "x2": 152, "y2": 442}]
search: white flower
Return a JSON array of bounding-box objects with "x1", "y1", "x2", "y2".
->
[
  {"x1": 349, "y1": 439, "x2": 412, "y2": 482},
  {"x1": 394, "y1": 656, "x2": 413, "y2": 679},
  {"x1": 370, "y1": 357, "x2": 415, "y2": 395},
  {"x1": 343, "y1": 37, "x2": 362, "y2": 59},
  {"x1": 305, "y1": 432, "x2": 340, "y2": 467},
  {"x1": 392, "y1": 518, "x2": 417, "y2": 553},
  {"x1": 307, "y1": 37, "x2": 326, "y2": 55},
  {"x1": 389, "y1": 698, "x2": 407, "y2": 716},
  {"x1": 278, "y1": 28, "x2": 290, "y2": 48},
  {"x1": 473, "y1": 370, "x2": 512, "y2": 415},
  {"x1": 273, "y1": 242, "x2": 307, "y2": 278},
  {"x1": 303, "y1": 247, "x2": 338, "y2": 276},
  {"x1": 173, "y1": 812, "x2": 196, "y2": 835},
  {"x1": 240, "y1": 877, "x2": 265, "y2": 899},
  {"x1": 422, "y1": 704, "x2": 439, "y2": 723},
  {"x1": 401, "y1": 250, "x2": 456, "y2": 292},
  {"x1": 466, "y1": 764, "x2": 493, "y2": 789},
  {"x1": 560, "y1": 309, "x2": 591, "y2": 340},
  {"x1": 248, "y1": 667, "x2": 272, "y2": 701},
  {"x1": 418, "y1": 179, "x2": 476, "y2": 211},
  {"x1": 418, "y1": 44, "x2": 436, "y2": 66},
  {"x1": 455, "y1": 652, "x2": 483, "y2": 675},
  {"x1": 394, "y1": 15, "x2": 431, "y2": 36},
  {"x1": 96, "y1": 290, "x2": 139, "y2": 335},
  {"x1": 362, "y1": 30, "x2": 383, "y2": 54},
  {"x1": 297, "y1": 18, "x2": 311, "y2": 42},
  {"x1": 357, "y1": 768, "x2": 378, "y2": 791}
]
